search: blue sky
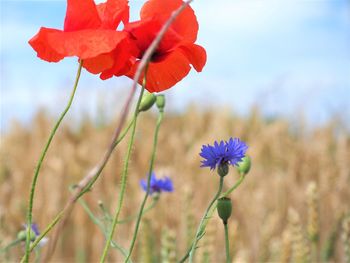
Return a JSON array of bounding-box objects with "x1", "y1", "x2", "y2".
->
[{"x1": 1, "y1": 0, "x2": 350, "y2": 130}]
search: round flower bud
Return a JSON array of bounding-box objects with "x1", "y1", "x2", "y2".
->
[
  {"x1": 139, "y1": 92, "x2": 156, "y2": 112},
  {"x1": 156, "y1": 95, "x2": 165, "y2": 111},
  {"x1": 236, "y1": 156, "x2": 251, "y2": 175},
  {"x1": 217, "y1": 162, "x2": 229, "y2": 177},
  {"x1": 217, "y1": 197, "x2": 232, "y2": 224},
  {"x1": 17, "y1": 230, "x2": 36, "y2": 242}
]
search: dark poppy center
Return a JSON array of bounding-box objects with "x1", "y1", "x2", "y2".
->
[
  {"x1": 138, "y1": 49, "x2": 161, "y2": 62},
  {"x1": 150, "y1": 51, "x2": 161, "y2": 61}
]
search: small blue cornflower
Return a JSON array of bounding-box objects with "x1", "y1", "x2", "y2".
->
[
  {"x1": 20, "y1": 223, "x2": 48, "y2": 246},
  {"x1": 199, "y1": 137, "x2": 248, "y2": 171},
  {"x1": 140, "y1": 173, "x2": 174, "y2": 194},
  {"x1": 22, "y1": 223, "x2": 40, "y2": 239},
  {"x1": 29, "y1": 223, "x2": 40, "y2": 237}
]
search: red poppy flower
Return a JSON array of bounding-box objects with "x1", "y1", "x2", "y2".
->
[
  {"x1": 123, "y1": 0, "x2": 207, "y2": 93},
  {"x1": 29, "y1": 0, "x2": 135, "y2": 76}
]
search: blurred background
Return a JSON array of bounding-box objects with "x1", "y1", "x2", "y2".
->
[{"x1": 1, "y1": 0, "x2": 350, "y2": 262}]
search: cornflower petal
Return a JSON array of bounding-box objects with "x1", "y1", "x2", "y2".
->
[
  {"x1": 199, "y1": 138, "x2": 248, "y2": 170},
  {"x1": 140, "y1": 173, "x2": 174, "y2": 194}
]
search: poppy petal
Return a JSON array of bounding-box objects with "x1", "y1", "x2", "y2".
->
[
  {"x1": 97, "y1": 0, "x2": 129, "y2": 29},
  {"x1": 29, "y1": 28, "x2": 66, "y2": 62},
  {"x1": 83, "y1": 53, "x2": 115, "y2": 74},
  {"x1": 125, "y1": 19, "x2": 182, "y2": 54},
  {"x1": 125, "y1": 20, "x2": 160, "y2": 53},
  {"x1": 178, "y1": 43, "x2": 207, "y2": 72},
  {"x1": 100, "y1": 70, "x2": 114, "y2": 80},
  {"x1": 140, "y1": 0, "x2": 198, "y2": 42},
  {"x1": 87, "y1": 36, "x2": 138, "y2": 78},
  {"x1": 99, "y1": 57, "x2": 133, "y2": 80},
  {"x1": 100, "y1": 38, "x2": 139, "y2": 79},
  {"x1": 64, "y1": 0, "x2": 101, "y2": 31},
  {"x1": 56, "y1": 30, "x2": 129, "y2": 59},
  {"x1": 29, "y1": 27, "x2": 129, "y2": 62},
  {"x1": 127, "y1": 50, "x2": 191, "y2": 93}
]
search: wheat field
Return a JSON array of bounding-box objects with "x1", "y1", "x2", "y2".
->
[{"x1": 0, "y1": 107, "x2": 349, "y2": 262}]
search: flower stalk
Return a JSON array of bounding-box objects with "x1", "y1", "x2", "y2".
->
[
  {"x1": 217, "y1": 197, "x2": 232, "y2": 263},
  {"x1": 100, "y1": 68, "x2": 147, "y2": 263},
  {"x1": 77, "y1": 197, "x2": 132, "y2": 262},
  {"x1": 179, "y1": 174, "x2": 246, "y2": 263},
  {"x1": 24, "y1": 60, "x2": 83, "y2": 263},
  {"x1": 224, "y1": 223, "x2": 230, "y2": 263},
  {"x1": 188, "y1": 176, "x2": 224, "y2": 262},
  {"x1": 125, "y1": 97, "x2": 165, "y2": 262}
]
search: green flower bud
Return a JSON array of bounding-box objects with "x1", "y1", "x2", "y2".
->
[
  {"x1": 236, "y1": 156, "x2": 251, "y2": 175},
  {"x1": 17, "y1": 230, "x2": 36, "y2": 242},
  {"x1": 156, "y1": 95, "x2": 165, "y2": 111},
  {"x1": 217, "y1": 162, "x2": 229, "y2": 177},
  {"x1": 217, "y1": 197, "x2": 232, "y2": 224},
  {"x1": 139, "y1": 92, "x2": 156, "y2": 112}
]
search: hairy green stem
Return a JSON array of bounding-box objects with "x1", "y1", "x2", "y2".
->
[
  {"x1": 24, "y1": 61, "x2": 83, "y2": 262},
  {"x1": 117, "y1": 198, "x2": 158, "y2": 224},
  {"x1": 224, "y1": 223, "x2": 230, "y2": 263},
  {"x1": 34, "y1": 247, "x2": 40, "y2": 263},
  {"x1": 100, "y1": 74, "x2": 147, "y2": 263},
  {"x1": 20, "y1": 211, "x2": 64, "y2": 263},
  {"x1": 77, "y1": 118, "x2": 135, "y2": 199},
  {"x1": 189, "y1": 176, "x2": 224, "y2": 262},
  {"x1": 179, "y1": 174, "x2": 246, "y2": 263},
  {"x1": 0, "y1": 239, "x2": 22, "y2": 253},
  {"x1": 19, "y1": 117, "x2": 134, "y2": 262},
  {"x1": 125, "y1": 109, "x2": 164, "y2": 262},
  {"x1": 98, "y1": 202, "x2": 113, "y2": 223},
  {"x1": 221, "y1": 174, "x2": 245, "y2": 197},
  {"x1": 77, "y1": 198, "x2": 132, "y2": 262}
]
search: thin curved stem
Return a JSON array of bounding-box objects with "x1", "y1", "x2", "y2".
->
[
  {"x1": 179, "y1": 174, "x2": 246, "y2": 263},
  {"x1": 77, "y1": 198, "x2": 132, "y2": 262},
  {"x1": 113, "y1": 118, "x2": 134, "y2": 147},
  {"x1": 117, "y1": 198, "x2": 159, "y2": 224},
  {"x1": 22, "y1": 2, "x2": 194, "y2": 261},
  {"x1": 189, "y1": 176, "x2": 224, "y2": 262},
  {"x1": 125, "y1": 110, "x2": 164, "y2": 262},
  {"x1": 21, "y1": 211, "x2": 64, "y2": 263},
  {"x1": 0, "y1": 239, "x2": 22, "y2": 253},
  {"x1": 77, "y1": 118, "x2": 135, "y2": 199},
  {"x1": 24, "y1": 61, "x2": 83, "y2": 263},
  {"x1": 224, "y1": 223, "x2": 230, "y2": 263},
  {"x1": 221, "y1": 174, "x2": 245, "y2": 197},
  {"x1": 178, "y1": 246, "x2": 192, "y2": 263},
  {"x1": 19, "y1": 117, "x2": 134, "y2": 263},
  {"x1": 100, "y1": 72, "x2": 147, "y2": 263},
  {"x1": 79, "y1": 190, "x2": 158, "y2": 226}
]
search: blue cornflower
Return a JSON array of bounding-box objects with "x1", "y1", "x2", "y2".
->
[
  {"x1": 30, "y1": 223, "x2": 40, "y2": 236},
  {"x1": 23, "y1": 223, "x2": 40, "y2": 238},
  {"x1": 140, "y1": 173, "x2": 174, "y2": 194},
  {"x1": 20, "y1": 223, "x2": 48, "y2": 246},
  {"x1": 200, "y1": 137, "x2": 248, "y2": 170}
]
